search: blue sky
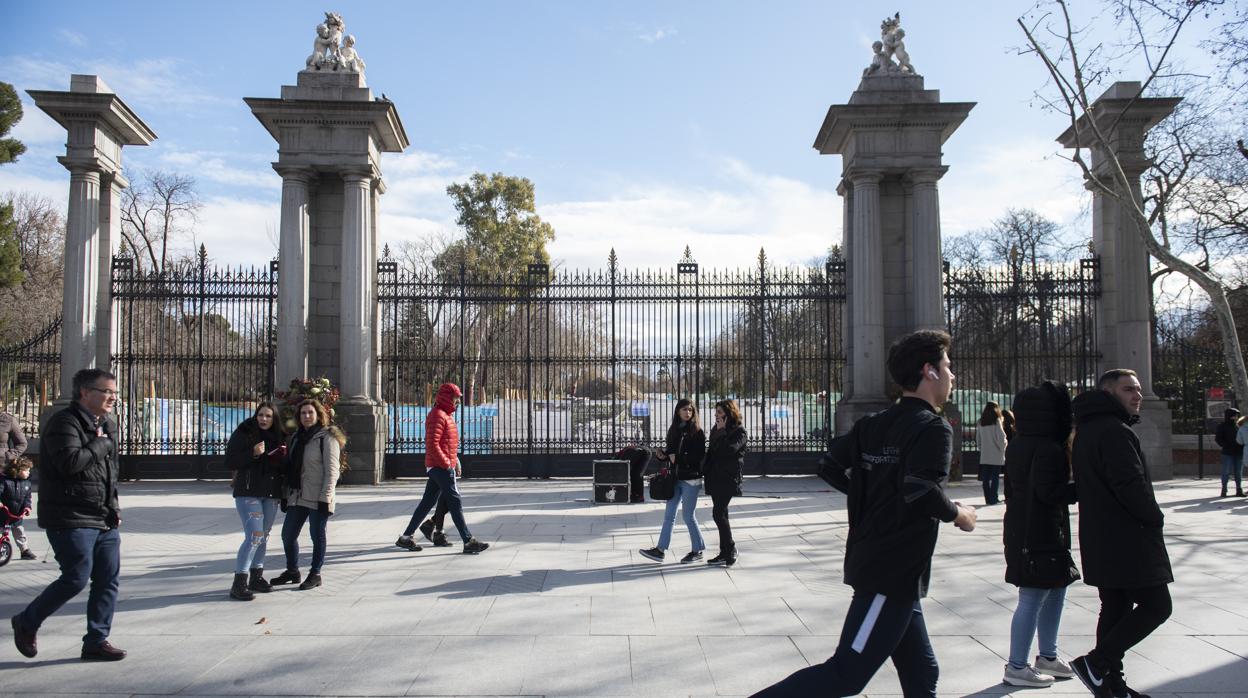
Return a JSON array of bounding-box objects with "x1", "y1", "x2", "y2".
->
[{"x1": 4, "y1": 2, "x2": 1218, "y2": 271}]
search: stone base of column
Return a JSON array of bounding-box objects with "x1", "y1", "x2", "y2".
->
[
  {"x1": 1135, "y1": 396, "x2": 1175, "y2": 480},
  {"x1": 835, "y1": 397, "x2": 894, "y2": 435},
  {"x1": 335, "y1": 398, "x2": 387, "y2": 485}
]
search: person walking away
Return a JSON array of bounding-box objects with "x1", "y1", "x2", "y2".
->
[
  {"x1": 0, "y1": 457, "x2": 37, "y2": 560},
  {"x1": 639, "y1": 398, "x2": 707, "y2": 563},
  {"x1": 11, "y1": 369, "x2": 126, "y2": 661},
  {"x1": 1069, "y1": 369, "x2": 1172, "y2": 698},
  {"x1": 395, "y1": 383, "x2": 489, "y2": 554},
  {"x1": 977, "y1": 401, "x2": 1008, "y2": 505},
  {"x1": 750, "y1": 330, "x2": 977, "y2": 698},
  {"x1": 1214, "y1": 408, "x2": 1243, "y2": 497},
  {"x1": 703, "y1": 399, "x2": 746, "y2": 566},
  {"x1": 225, "y1": 402, "x2": 287, "y2": 600},
  {"x1": 0, "y1": 404, "x2": 28, "y2": 465},
  {"x1": 271, "y1": 400, "x2": 345, "y2": 590},
  {"x1": 1001, "y1": 381, "x2": 1080, "y2": 687}
]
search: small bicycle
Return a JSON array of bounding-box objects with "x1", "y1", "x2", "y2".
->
[{"x1": 0, "y1": 507, "x2": 22, "y2": 567}]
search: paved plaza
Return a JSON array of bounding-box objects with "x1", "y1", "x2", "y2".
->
[{"x1": 0, "y1": 476, "x2": 1244, "y2": 697}]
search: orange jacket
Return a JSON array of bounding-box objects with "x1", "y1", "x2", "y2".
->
[{"x1": 425, "y1": 383, "x2": 461, "y2": 469}]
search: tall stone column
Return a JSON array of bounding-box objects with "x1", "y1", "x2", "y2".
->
[
  {"x1": 60, "y1": 166, "x2": 102, "y2": 398},
  {"x1": 275, "y1": 166, "x2": 313, "y2": 384},
  {"x1": 339, "y1": 168, "x2": 373, "y2": 399},
  {"x1": 910, "y1": 169, "x2": 946, "y2": 330},
  {"x1": 1058, "y1": 81, "x2": 1180, "y2": 477},
  {"x1": 816, "y1": 69, "x2": 973, "y2": 432},
  {"x1": 845, "y1": 172, "x2": 887, "y2": 417},
  {"x1": 28, "y1": 75, "x2": 156, "y2": 405}
]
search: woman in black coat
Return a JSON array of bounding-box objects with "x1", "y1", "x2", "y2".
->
[
  {"x1": 703, "y1": 399, "x2": 747, "y2": 566},
  {"x1": 639, "y1": 398, "x2": 707, "y2": 563},
  {"x1": 1001, "y1": 381, "x2": 1079, "y2": 686},
  {"x1": 226, "y1": 402, "x2": 286, "y2": 601}
]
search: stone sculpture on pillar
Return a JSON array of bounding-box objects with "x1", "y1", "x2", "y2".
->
[
  {"x1": 248, "y1": 15, "x2": 408, "y2": 484},
  {"x1": 304, "y1": 12, "x2": 365, "y2": 76},
  {"x1": 817, "y1": 47, "x2": 973, "y2": 433},
  {"x1": 27, "y1": 76, "x2": 156, "y2": 404},
  {"x1": 1057, "y1": 81, "x2": 1179, "y2": 478}
]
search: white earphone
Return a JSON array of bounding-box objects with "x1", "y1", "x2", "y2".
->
[{"x1": 927, "y1": 369, "x2": 939, "y2": 380}]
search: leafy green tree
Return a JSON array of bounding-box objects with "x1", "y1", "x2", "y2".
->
[
  {"x1": 435, "y1": 172, "x2": 554, "y2": 279},
  {"x1": 0, "y1": 82, "x2": 27, "y2": 289}
]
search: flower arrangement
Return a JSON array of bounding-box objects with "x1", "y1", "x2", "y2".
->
[{"x1": 277, "y1": 376, "x2": 340, "y2": 431}]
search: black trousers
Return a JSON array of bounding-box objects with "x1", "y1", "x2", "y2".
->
[
  {"x1": 430, "y1": 496, "x2": 449, "y2": 531},
  {"x1": 711, "y1": 493, "x2": 734, "y2": 550},
  {"x1": 980, "y1": 464, "x2": 1002, "y2": 504},
  {"x1": 1091, "y1": 584, "x2": 1172, "y2": 673},
  {"x1": 751, "y1": 590, "x2": 938, "y2": 697}
]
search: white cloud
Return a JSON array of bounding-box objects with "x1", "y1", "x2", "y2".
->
[
  {"x1": 58, "y1": 29, "x2": 86, "y2": 48},
  {"x1": 10, "y1": 56, "x2": 233, "y2": 110},
  {"x1": 0, "y1": 171, "x2": 68, "y2": 208},
  {"x1": 155, "y1": 148, "x2": 279, "y2": 192},
  {"x1": 193, "y1": 197, "x2": 280, "y2": 266},
  {"x1": 639, "y1": 27, "x2": 677, "y2": 43},
  {"x1": 11, "y1": 96, "x2": 69, "y2": 146}
]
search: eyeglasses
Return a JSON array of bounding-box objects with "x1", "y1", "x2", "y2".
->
[{"x1": 87, "y1": 387, "x2": 119, "y2": 398}]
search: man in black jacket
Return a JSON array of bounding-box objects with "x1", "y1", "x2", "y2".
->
[
  {"x1": 1070, "y1": 369, "x2": 1172, "y2": 698},
  {"x1": 11, "y1": 369, "x2": 126, "y2": 662},
  {"x1": 1214, "y1": 408, "x2": 1244, "y2": 497},
  {"x1": 751, "y1": 330, "x2": 977, "y2": 698}
]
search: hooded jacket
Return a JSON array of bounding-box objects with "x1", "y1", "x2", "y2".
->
[
  {"x1": 1003, "y1": 382, "x2": 1079, "y2": 588},
  {"x1": 226, "y1": 416, "x2": 286, "y2": 499},
  {"x1": 1215, "y1": 411, "x2": 1243, "y2": 457},
  {"x1": 426, "y1": 383, "x2": 461, "y2": 470},
  {"x1": 703, "y1": 424, "x2": 746, "y2": 497},
  {"x1": 1071, "y1": 389, "x2": 1172, "y2": 589}
]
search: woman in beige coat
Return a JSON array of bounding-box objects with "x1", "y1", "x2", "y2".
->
[{"x1": 271, "y1": 399, "x2": 345, "y2": 590}]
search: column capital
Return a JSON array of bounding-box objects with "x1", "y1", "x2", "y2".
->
[
  {"x1": 907, "y1": 168, "x2": 947, "y2": 185},
  {"x1": 846, "y1": 169, "x2": 884, "y2": 186},
  {"x1": 272, "y1": 164, "x2": 315, "y2": 183},
  {"x1": 56, "y1": 157, "x2": 104, "y2": 178},
  {"x1": 341, "y1": 165, "x2": 377, "y2": 184}
]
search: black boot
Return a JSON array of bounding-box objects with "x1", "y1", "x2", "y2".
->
[
  {"x1": 248, "y1": 568, "x2": 272, "y2": 593},
  {"x1": 230, "y1": 573, "x2": 255, "y2": 601},
  {"x1": 270, "y1": 569, "x2": 301, "y2": 586}
]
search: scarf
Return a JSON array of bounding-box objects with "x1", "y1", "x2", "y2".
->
[{"x1": 286, "y1": 424, "x2": 322, "y2": 488}]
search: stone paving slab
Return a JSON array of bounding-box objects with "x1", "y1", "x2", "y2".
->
[{"x1": 0, "y1": 476, "x2": 1245, "y2": 696}]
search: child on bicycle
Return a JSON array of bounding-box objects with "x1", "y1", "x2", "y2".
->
[{"x1": 1, "y1": 456, "x2": 36, "y2": 560}]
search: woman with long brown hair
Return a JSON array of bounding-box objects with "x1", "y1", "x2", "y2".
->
[
  {"x1": 225, "y1": 401, "x2": 287, "y2": 601},
  {"x1": 639, "y1": 398, "x2": 706, "y2": 563},
  {"x1": 703, "y1": 399, "x2": 747, "y2": 566},
  {"x1": 272, "y1": 399, "x2": 345, "y2": 590},
  {"x1": 977, "y1": 401, "x2": 1008, "y2": 505}
]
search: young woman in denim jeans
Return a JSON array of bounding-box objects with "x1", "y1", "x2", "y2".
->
[
  {"x1": 639, "y1": 398, "x2": 706, "y2": 563},
  {"x1": 272, "y1": 400, "x2": 344, "y2": 591},
  {"x1": 225, "y1": 402, "x2": 286, "y2": 601},
  {"x1": 1001, "y1": 381, "x2": 1079, "y2": 687}
]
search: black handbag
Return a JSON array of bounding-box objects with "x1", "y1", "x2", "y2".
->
[
  {"x1": 1023, "y1": 547, "x2": 1081, "y2": 586},
  {"x1": 649, "y1": 466, "x2": 676, "y2": 501}
]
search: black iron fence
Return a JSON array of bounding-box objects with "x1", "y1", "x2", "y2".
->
[
  {"x1": 0, "y1": 316, "x2": 61, "y2": 440},
  {"x1": 944, "y1": 257, "x2": 1101, "y2": 453},
  {"x1": 378, "y1": 251, "x2": 847, "y2": 475},
  {"x1": 1153, "y1": 322, "x2": 1237, "y2": 435},
  {"x1": 111, "y1": 247, "x2": 277, "y2": 463}
]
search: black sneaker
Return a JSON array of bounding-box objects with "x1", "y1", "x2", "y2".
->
[
  {"x1": 419, "y1": 519, "x2": 437, "y2": 543},
  {"x1": 639, "y1": 547, "x2": 664, "y2": 562},
  {"x1": 395, "y1": 536, "x2": 423, "y2": 552},
  {"x1": 680, "y1": 551, "x2": 704, "y2": 564},
  {"x1": 298, "y1": 573, "x2": 322, "y2": 590},
  {"x1": 19, "y1": 550, "x2": 36, "y2": 560},
  {"x1": 707, "y1": 552, "x2": 727, "y2": 565},
  {"x1": 1072, "y1": 655, "x2": 1115, "y2": 698},
  {"x1": 270, "y1": 569, "x2": 301, "y2": 586},
  {"x1": 1109, "y1": 672, "x2": 1150, "y2": 698},
  {"x1": 432, "y1": 531, "x2": 453, "y2": 547},
  {"x1": 463, "y1": 538, "x2": 490, "y2": 554}
]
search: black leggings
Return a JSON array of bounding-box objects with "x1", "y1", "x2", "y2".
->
[
  {"x1": 711, "y1": 493, "x2": 734, "y2": 551},
  {"x1": 1091, "y1": 584, "x2": 1172, "y2": 673}
]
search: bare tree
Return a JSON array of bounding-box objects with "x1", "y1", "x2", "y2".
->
[
  {"x1": 1018, "y1": 0, "x2": 1248, "y2": 401},
  {"x1": 0, "y1": 192, "x2": 64, "y2": 339},
  {"x1": 120, "y1": 169, "x2": 202, "y2": 272}
]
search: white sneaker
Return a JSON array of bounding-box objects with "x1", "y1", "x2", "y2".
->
[
  {"x1": 1004, "y1": 663, "x2": 1055, "y2": 688},
  {"x1": 1035, "y1": 655, "x2": 1075, "y2": 678}
]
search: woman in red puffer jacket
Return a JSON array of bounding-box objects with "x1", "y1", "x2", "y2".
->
[{"x1": 395, "y1": 383, "x2": 490, "y2": 554}]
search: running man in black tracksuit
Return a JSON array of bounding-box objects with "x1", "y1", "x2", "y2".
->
[{"x1": 752, "y1": 330, "x2": 977, "y2": 698}]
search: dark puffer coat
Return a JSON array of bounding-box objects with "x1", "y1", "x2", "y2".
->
[
  {"x1": 226, "y1": 417, "x2": 286, "y2": 499},
  {"x1": 1071, "y1": 389, "x2": 1173, "y2": 589},
  {"x1": 1003, "y1": 382, "x2": 1079, "y2": 588},
  {"x1": 664, "y1": 421, "x2": 706, "y2": 481},
  {"x1": 37, "y1": 402, "x2": 120, "y2": 531},
  {"x1": 703, "y1": 425, "x2": 746, "y2": 497}
]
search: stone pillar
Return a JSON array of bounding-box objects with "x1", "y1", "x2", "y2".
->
[
  {"x1": 910, "y1": 169, "x2": 946, "y2": 331},
  {"x1": 59, "y1": 166, "x2": 102, "y2": 398},
  {"x1": 275, "y1": 166, "x2": 313, "y2": 384},
  {"x1": 1058, "y1": 81, "x2": 1180, "y2": 478},
  {"x1": 28, "y1": 75, "x2": 156, "y2": 405},
  {"x1": 843, "y1": 172, "x2": 888, "y2": 422},
  {"x1": 816, "y1": 72, "x2": 974, "y2": 432},
  {"x1": 247, "y1": 66, "x2": 408, "y2": 484}
]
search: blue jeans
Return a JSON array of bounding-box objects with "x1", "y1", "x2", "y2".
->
[
  {"x1": 980, "y1": 464, "x2": 1002, "y2": 504},
  {"x1": 281, "y1": 505, "x2": 329, "y2": 574},
  {"x1": 657, "y1": 479, "x2": 704, "y2": 552},
  {"x1": 751, "y1": 591, "x2": 938, "y2": 697},
  {"x1": 18, "y1": 526, "x2": 121, "y2": 648},
  {"x1": 1008, "y1": 586, "x2": 1067, "y2": 668},
  {"x1": 1221, "y1": 454, "x2": 1242, "y2": 492},
  {"x1": 234, "y1": 497, "x2": 279, "y2": 574},
  {"x1": 403, "y1": 467, "x2": 472, "y2": 543}
]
